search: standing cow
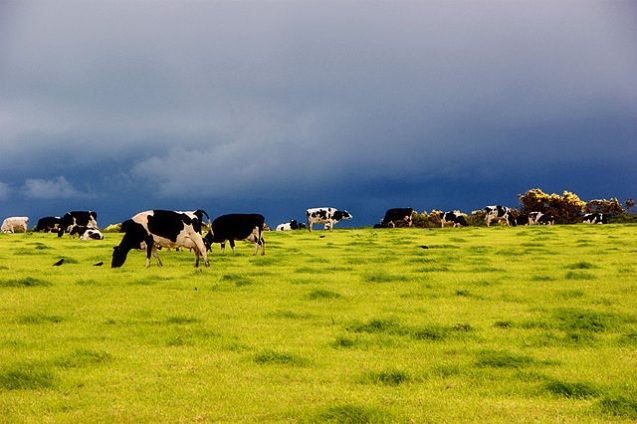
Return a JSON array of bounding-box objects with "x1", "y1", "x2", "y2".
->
[
  {"x1": 582, "y1": 213, "x2": 607, "y2": 224},
  {"x1": 112, "y1": 209, "x2": 209, "y2": 268},
  {"x1": 34, "y1": 216, "x2": 62, "y2": 233},
  {"x1": 306, "y1": 207, "x2": 352, "y2": 231},
  {"x1": 58, "y1": 211, "x2": 98, "y2": 237},
  {"x1": 484, "y1": 206, "x2": 516, "y2": 227},
  {"x1": 378, "y1": 208, "x2": 414, "y2": 228},
  {"x1": 1, "y1": 217, "x2": 29, "y2": 233},
  {"x1": 204, "y1": 213, "x2": 266, "y2": 255},
  {"x1": 441, "y1": 211, "x2": 468, "y2": 228}
]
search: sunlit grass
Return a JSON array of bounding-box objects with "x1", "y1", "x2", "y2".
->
[{"x1": 0, "y1": 224, "x2": 635, "y2": 422}]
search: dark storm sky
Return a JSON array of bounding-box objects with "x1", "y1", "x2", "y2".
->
[{"x1": 1, "y1": 1, "x2": 635, "y2": 227}]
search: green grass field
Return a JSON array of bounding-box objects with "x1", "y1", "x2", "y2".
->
[{"x1": 1, "y1": 224, "x2": 636, "y2": 423}]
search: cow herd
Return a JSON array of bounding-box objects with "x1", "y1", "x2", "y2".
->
[{"x1": 1, "y1": 204, "x2": 611, "y2": 269}]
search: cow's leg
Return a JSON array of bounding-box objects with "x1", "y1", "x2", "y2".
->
[
  {"x1": 229, "y1": 239, "x2": 236, "y2": 253},
  {"x1": 152, "y1": 247, "x2": 163, "y2": 267},
  {"x1": 307, "y1": 220, "x2": 313, "y2": 232},
  {"x1": 220, "y1": 242, "x2": 226, "y2": 253},
  {"x1": 144, "y1": 237, "x2": 153, "y2": 268},
  {"x1": 192, "y1": 235, "x2": 209, "y2": 267}
]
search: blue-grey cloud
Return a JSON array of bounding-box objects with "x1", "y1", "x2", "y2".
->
[{"x1": 1, "y1": 1, "x2": 635, "y2": 226}]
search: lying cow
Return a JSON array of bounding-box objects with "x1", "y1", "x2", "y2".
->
[
  {"x1": 583, "y1": 213, "x2": 607, "y2": 224},
  {"x1": 276, "y1": 219, "x2": 305, "y2": 231},
  {"x1": 484, "y1": 205, "x2": 515, "y2": 227},
  {"x1": 69, "y1": 226, "x2": 104, "y2": 240},
  {"x1": 1, "y1": 216, "x2": 29, "y2": 233},
  {"x1": 306, "y1": 207, "x2": 352, "y2": 231},
  {"x1": 204, "y1": 213, "x2": 266, "y2": 255},
  {"x1": 112, "y1": 209, "x2": 209, "y2": 268},
  {"x1": 441, "y1": 211, "x2": 468, "y2": 228},
  {"x1": 378, "y1": 208, "x2": 414, "y2": 228},
  {"x1": 34, "y1": 216, "x2": 62, "y2": 232},
  {"x1": 58, "y1": 211, "x2": 98, "y2": 237}
]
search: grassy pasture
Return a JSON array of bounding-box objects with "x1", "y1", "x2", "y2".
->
[{"x1": 0, "y1": 224, "x2": 636, "y2": 423}]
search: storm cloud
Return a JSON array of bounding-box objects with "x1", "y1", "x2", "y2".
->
[{"x1": 1, "y1": 1, "x2": 635, "y2": 226}]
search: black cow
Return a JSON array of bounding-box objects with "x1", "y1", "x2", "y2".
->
[
  {"x1": 112, "y1": 210, "x2": 209, "y2": 268},
  {"x1": 204, "y1": 213, "x2": 266, "y2": 255},
  {"x1": 583, "y1": 213, "x2": 607, "y2": 224},
  {"x1": 58, "y1": 211, "x2": 98, "y2": 237},
  {"x1": 441, "y1": 211, "x2": 468, "y2": 228},
  {"x1": 378, "y1": 208, "x2": 414, "y2": 228},
  {"x1": 34, "y1": 216, "x2": 62, "y2": 233}
]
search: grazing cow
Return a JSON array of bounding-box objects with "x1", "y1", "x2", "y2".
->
[
  {"x1": 441, "y1": 211, "x2": 468, "y2": 228},
  {"x1": 34, "y1": 216, "x2": 62, "y2": 233},
  {"x1": 484, "y1": 205, "x2": 516, "y2": 227},
  {"x1": 111, "y1": 209, "x2": 209, "y2": 268},
  {"x1": 204, "y1": 213, "x2": 266, "y2": 255},
  {"x1": 378, "y1": 208, "x2": 414, "y2": 228},
  {"x1": 1, "y1": 217, "x2": 29, "y2": 233},
  {"x1": 582, "y1": 213, "x2": 607, "y2": 224},
  {"x1": 58, "y1": 211, "x2": 98, "y2": 237},
  {"x1": 276, "y1": 219, "x2": 300, "y2": 231},
  {"x1": 306, "y1": 207, "x2": 352, "y2": 231},
  {"x1": 536, "y1": 213, "x2": 556, "y2": 225}
]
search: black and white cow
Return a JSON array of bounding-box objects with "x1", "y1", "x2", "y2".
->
[
  {"x1": 111, "y1": 209, "x2": 209, "y2": 268},
  {"x1": 484, "y1": 205, "x2": 516, "y2": 227},
  {"x1": 441, "y1": 211, "x2": 468, "y2": 228},
  {"x1": 34, "y1": 216, "x2": 62, "y2": 233},
  {"x1": 306, "y1": 207, "x2": 352, "y2": 231},
  {"x1": 276, "y1": 219, "x2": 302, "y2": 231},
  {"x1": 58, "y1": 211, "x2": 98, "y2": 237},
  {"x1": 582, "y1": 213, "x2": 607, "y2": 224},
  {"x1": 378, "y1": 208, "x2": 414, "y2": 228},
  {"x1": 69, "y1": 225, "x2": 104, "y2": 240},
  {"x1": 203, "y1": 213, "x2": 266, "y2": 255},
  {"x1": 1, "y1": 216, "x2": 29, "y2": 233},
  {"x1": 536, "y1": 213, "x2": 556, "y2": 225}
]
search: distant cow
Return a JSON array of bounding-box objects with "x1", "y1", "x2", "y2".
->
[
  {"x1": 34, "y1": 216, "x2": 62, "y2": 233},
  {"x1": 536, "y1": 213, "x2": 556, "y2": 225},
  {"x1": 204, "y1": 213, "x2": 266, "y2": 255},
  {"x1": 441, "y1": 211, "x2": 468, "y2": 228},
  {"x1": 112, "y1": 209, "x2": 209, "y2": 268},
  {"x1": 276, "y1": 219, "x2": 302, "y2": 231},
  {"x1": 306, "y1": 207, "x2": 352, "y2": 231},
  {"x1": 1, "y1": 217, "x2": 29, "y2": 233},
  {"x1": 484, "y1": 206, "x2": 515, "y2": 227},
  {"x1": 378, "y1": 208, "x2": 414, "y2": 228},
  {"x1": 58, "y1": 211, "x2": 98, "y2": 237},
  {"x1": 583, "y1": 213, "x2": 607, "y2": 224}
]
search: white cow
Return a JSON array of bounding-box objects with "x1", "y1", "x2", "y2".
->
[{"x1": 1, "y1": 216, "x2": 29, "y2": 233}]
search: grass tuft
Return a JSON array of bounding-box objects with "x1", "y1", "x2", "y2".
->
[
  {"x1": 306, "y1": 289, "x2": 342, "y2": 300},
  {"x1": 544, "y1": 380, "x2": 599, "y2": 398},
  {"x1": 476, "y1": 350, "x2": 535, "y2": 368},
  {"x1": 596, "y1": 396, "x2": 637, "y2": 419},
  {"x1": 253, "y1": 350, "x2": 307, "y2": 366},
  {"x1": 17, "y1": 313, "x2": 63, "y2": 324},
  {"x1": 54, "y1": 349, "x2": 113, "y2": 368},
  {"x1": 362, "y1": 272, "x2": 408, "y2": 283},
  {"x1": 348, "y1": 318, "x2": 402, "y2": 335},
  {"x1": 316, "y1": 404, "x2": 394, "y2": 423},
  {"x1": 359, "y1": 369, "x2": 410, "y2": 386},
  {"x1": 166, "y1": 316, "x2": 200, "y2": 324},
  {"x1": 0, "y1": 363, "x2": 56, "y2": 390},
  {"x1": 0, "y1": 277, "x2": 51, "y2": 287},
  {"x1": 565, "y1": 261, "x2": 598, "y2": 269}
]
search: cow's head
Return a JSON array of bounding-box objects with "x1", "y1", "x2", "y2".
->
[
  {"x1": 335, "y1": 210, "x2": 352, "y2": 221},
  {"x1": 111, "y1": 246, "x2": 127, "y2": 268}
]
